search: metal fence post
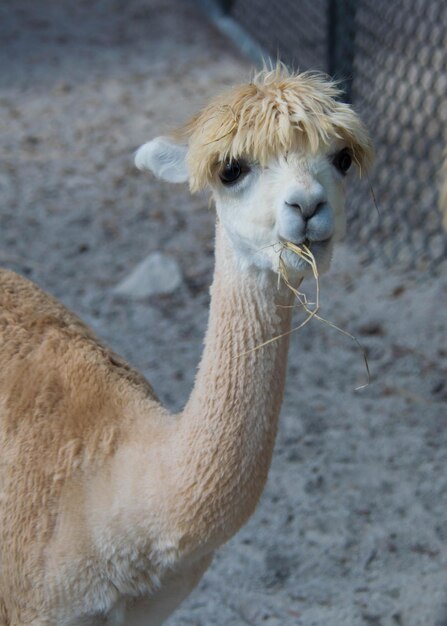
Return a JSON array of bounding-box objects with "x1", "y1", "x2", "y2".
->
[
  {"x1": 328, "y1": 0, "x2": 357, "y2": 101},
  {"x1": 218, "y1": 0, "x2": 235, "y2": 14}
]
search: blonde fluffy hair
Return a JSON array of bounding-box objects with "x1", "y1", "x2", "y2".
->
[{"x1": 173, "y1": 65, "x2": 374, "y2": 192}]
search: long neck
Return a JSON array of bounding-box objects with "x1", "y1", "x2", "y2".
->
[{"x1": 176, "y1": 223, "x2": 293, "y2": 549}]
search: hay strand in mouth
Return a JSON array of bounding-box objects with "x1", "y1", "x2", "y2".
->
[
  {"x1": 280, "y1": 241, "x2": 370, "y2": 390},
  {"x1": 237, "y1": 240, "x2": 370, "y2": 391}
]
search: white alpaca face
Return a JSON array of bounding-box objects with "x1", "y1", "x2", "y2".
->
[
  {"x1": 210, "y1": 146, "x2": 349, "y2": 276},
  {"x1": 135, "y1": 137, "x2": 351, "y2": 277}
]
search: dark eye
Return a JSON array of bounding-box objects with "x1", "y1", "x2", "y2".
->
[
  {"x1": 219, "y1": 160, "x2": 248, "y2": 185},
  {"x1": 332, "y1": 148, "x2": 352, "y2": 175}
]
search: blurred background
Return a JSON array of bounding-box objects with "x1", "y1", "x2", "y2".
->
[{"x1": 1, "y1": 1, "x2": 446, "y2": 624}]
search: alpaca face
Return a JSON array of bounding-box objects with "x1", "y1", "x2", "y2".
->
[
  {"x1": 210, "y1": 144, "x2": 349, "y2": 276},
  {"x1": 136, "y1": 68, "x2": 373, "y2": 277},
  {"x1": 135, "y1": 137, "x2": 351, "y2": 277}
]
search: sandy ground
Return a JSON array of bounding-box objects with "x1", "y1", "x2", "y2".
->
[{"x1": 1, "y1": 1, "x2": 447, "y2": 624}]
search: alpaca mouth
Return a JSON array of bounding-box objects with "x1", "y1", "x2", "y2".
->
[
  {"x1": 279, "y1": 236, "x2": 310, "y2": 248},
  {"x1": 278, "y1": 236, "x2": 332, "y2": 270},
  {"x1": 286, "y1": 236, "x2": 331, "y2": 249}
]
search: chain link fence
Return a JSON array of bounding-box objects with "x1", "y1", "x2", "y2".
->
[{"x1": 208, "y1": 0, "x2": 447, "y2": 273}]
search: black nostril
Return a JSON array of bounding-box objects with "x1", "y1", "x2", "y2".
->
[{"x1": 285, "y1": 201, "x2": 302, "y2": 211}]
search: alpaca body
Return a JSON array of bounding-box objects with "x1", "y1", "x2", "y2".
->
[
  {"x1": 0, "y1": 269, "x2": 180, "y2": 624},
  {"x1": 0, "y1": 68, "x2": 372, "y2": 624}
]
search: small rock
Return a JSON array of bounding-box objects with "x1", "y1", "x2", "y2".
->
[{"x1": 114, "y1": 252, "x2": 182, "y2": 298}]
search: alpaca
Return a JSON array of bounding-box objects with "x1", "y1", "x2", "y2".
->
[{"x1": 0, "y1": 67, "x2": 372, "y2": 625}]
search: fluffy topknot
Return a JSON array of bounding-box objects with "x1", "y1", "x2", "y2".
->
[{"x1": 173, "y1": 65, "x2": 373, "y2": 192}]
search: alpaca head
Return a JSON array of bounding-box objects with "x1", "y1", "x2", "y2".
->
[{"x1": 136, "y1": 67, "x2": 373, "y2": 276}]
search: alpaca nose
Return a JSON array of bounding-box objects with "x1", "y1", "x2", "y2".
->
[{"x1": 284, "y1": 184, "x2": 327, "y2": 220}]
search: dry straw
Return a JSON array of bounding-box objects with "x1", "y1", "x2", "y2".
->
[{"x1": 241, "y1": 241, "x2": 370, "y2": 391}]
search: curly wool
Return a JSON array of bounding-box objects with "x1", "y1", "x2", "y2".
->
[{"x1": 173, "y1": 65, "x2": 374, "y2": 192}]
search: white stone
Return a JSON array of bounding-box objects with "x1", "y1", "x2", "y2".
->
[{"x1": 114, "y1": 252, "x2": 182, "y2": 298}]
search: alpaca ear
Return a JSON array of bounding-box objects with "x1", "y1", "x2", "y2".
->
[{"x1": 135, "y1": 137, "x2": 188, "y2": 183}]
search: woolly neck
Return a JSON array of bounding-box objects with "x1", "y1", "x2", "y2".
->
[{"x1": 177, "y1": 222, "x2": 294, "y2": 550}]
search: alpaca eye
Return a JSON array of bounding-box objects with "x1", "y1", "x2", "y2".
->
[
  {"x1": 332, "y1": 148, "x2": 352, "y2": 175},
  {"x1": 219, "y1": 160, "x2": 248, "y2": 185}
]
